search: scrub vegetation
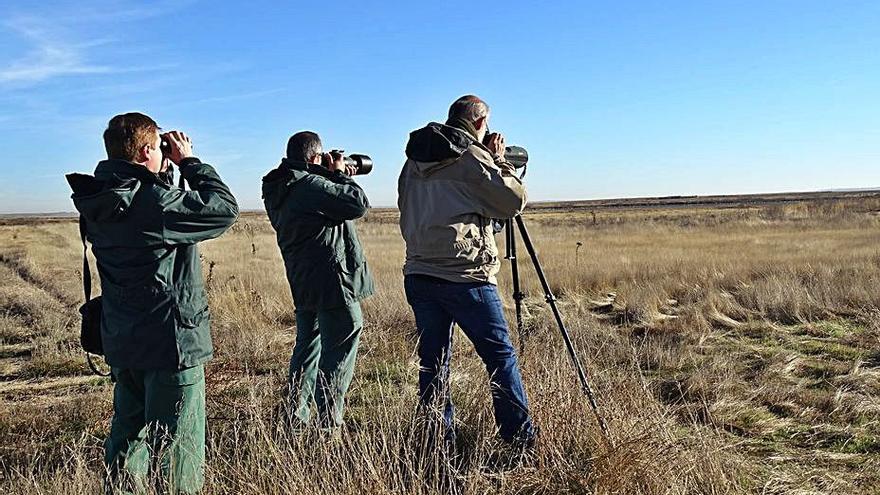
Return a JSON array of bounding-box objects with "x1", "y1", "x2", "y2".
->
[{"x1": 1, "y1": 192, "x2": 879, "y2": 494}]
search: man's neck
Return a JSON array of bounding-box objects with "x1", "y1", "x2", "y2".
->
[{"x1": 445, "y1": 117, "x2": 480, "y2": 141}]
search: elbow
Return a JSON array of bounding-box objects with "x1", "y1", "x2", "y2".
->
[
  {"x1": 514, "y1": 187, "x2": 527, "y2": 214},
  {"x1": 512, "y1": 189, "x2": 527, "y2": 213},
  {"x1": 345, "y1": 193, "x2": 370, "y2": 220},
  {"x1": 499, "y1": 190, "x2": 527, "y2": 218},
  {"x1": 220, "y1": 202, "x2": 240, "y2": 228},
  {"x1": 345, "y1": 202, "x2": 369, "y2": 220}
]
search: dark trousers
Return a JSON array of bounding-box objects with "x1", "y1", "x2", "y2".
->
[
  {"x1": 286, "y1": 302, "x2": 363, "y2": 429},
  {"x1": 104, "y1": 366, "x2": 205, "y2": 494},
  {"x1": 404, "y1": 274, "x2": 535, "y2": 443}
]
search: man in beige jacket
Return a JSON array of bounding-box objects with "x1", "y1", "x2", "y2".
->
[{"x1": 398, "y1": 95, "x2": 536, "y2": 452}]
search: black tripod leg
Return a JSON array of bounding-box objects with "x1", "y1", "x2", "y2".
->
[
  {"x1": 505, "y1": 219, "x2": 526, "y2": 353},
  {"x1": 513, "y1": 215, "x2": 614, "y2": 447}
]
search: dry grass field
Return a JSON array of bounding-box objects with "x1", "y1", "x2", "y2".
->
[{"x1": 1, "y1": 192, "x2": 879, "y2": 494}]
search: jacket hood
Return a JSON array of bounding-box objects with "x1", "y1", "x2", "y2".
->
[
  {"x1": 66, "y1": 159, "x2": 155, "y2": 222},
  {"x1": 405, "y1": 122, "x2": 476, "y2": 175},
  {"x1": 262, "y1": 159, "x2": 310, "y2": 210}
]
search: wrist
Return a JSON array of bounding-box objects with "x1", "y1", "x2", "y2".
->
[{"x1": 178, "y1": 156, "x2": 201, "y2": 168}]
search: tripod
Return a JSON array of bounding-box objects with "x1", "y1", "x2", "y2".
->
[{"x1": 503, "y1": 214, "x2": 613, "y2": 446}]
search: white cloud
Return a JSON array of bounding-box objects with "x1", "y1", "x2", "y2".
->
[
  {"x1": 184, "y1": 88, "x2": 287, "y2": 106},
  {"x1": 0, "y1": 16, "x2": 114, "y2": 84},
  {"x1": 0, "y1": 0, "x2": 196, "y2": 85}
]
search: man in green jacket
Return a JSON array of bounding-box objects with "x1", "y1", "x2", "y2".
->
[
  {"x1": 262, "y1": 131, "x2": 373, "y2": 431},
  {"x1": 67, "y1": 112, "x2": 238, "y2": 494}
]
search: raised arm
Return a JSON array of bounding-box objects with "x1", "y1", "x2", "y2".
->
[
  {"x1": 161, "y1": 158, "x2": 239, "y2": 244},
  {"x1": 462, "y1": 146, "x2": 527, "y2": 219},
  {"x1": 300, "y1": 172, "x2": 370, "y2": 221}
]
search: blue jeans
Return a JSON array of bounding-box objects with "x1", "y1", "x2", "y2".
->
[{"x1": 404, "y1": 274, "x2": 535, "y2": 443}]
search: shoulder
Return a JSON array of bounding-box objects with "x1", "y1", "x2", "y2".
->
[
  {"x1": 295, "y1": 172, "x2": 332, "y2": 189},
  {"x1": 461, "y1": 145, "x2": 502, "y2": 177},
  {"x1": 149, "y1": 182, "x2": 192, "y2": 210},
  {"x1": 466, "y1": 143, "x2": 495, "y2": 165},
  {"x1": 285, "y1": 173, "x2": 341, "y2": 203},
  {"x1": 114, "y1": 178, "x2": 162, "y2": 205}
]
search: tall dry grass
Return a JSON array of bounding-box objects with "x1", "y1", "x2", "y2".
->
[{"x1": 2, "y1": 197, "x2": 879, "y2": 494}]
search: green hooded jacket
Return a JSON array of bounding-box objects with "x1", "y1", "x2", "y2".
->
[
  {"x1": 262, "y1": 159, "x2": 374, "y2": 311},
  {"x1": 67, "y1": 158, "x2": 239, "y2": 370}
]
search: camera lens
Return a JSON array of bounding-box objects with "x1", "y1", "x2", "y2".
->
[{"x1": 347, "y1": 154, "x2": 373, "y2": 175}]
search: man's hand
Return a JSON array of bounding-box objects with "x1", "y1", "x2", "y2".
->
[
  {"x1": 485, "y1": 132, "x2": 506, "y2": 161},
  {"x1": 323, "y1": 150, "x2": 357, "y2": 176},
  {"x1": 162, "y1": 130, "x2": 194, "y2": 165}
]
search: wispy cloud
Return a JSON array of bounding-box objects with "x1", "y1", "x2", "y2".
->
[
  {"x1": 184, "y1": 88, "x2": 288, "y2": 106},
  {"x1": 0, "y1": 17, "x2": 114, "y2": 84},
  {"x1": 0, "y1": 0, "x2": 196, "y2": 86},
  {"x1": 48, "y1": 0, "x2": 198, "y2": 25}
]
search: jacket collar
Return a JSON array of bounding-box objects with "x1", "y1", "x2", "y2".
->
[
  {"x1": 280, "y1": 158, "x2": 310, "y2": 171},
  {"x1": 279, "y1": 158, "x2": 335, "y2": 179},
  {"x1": 445, "y1": 117, "x2": 480, "y2": 141},
  {"x1": 94, "y1": 159, "x2": 170, "y2": 189}
]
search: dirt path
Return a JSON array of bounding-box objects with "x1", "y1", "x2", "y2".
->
[
  {"x1": 0, "y1": 251, "x2": 79, "y2": 308},
  {"x1": 0, "y1": 374, "x2": 103, "y2": 395},
  {"x1": 0, "y1": 229, "x2": 105, "y2": 395}
]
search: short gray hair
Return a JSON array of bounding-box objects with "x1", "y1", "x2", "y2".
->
[
  {"x1": 287, "y1": 131, "x2": 322, "y2": 162},
  {"x1": 448, "y1": 95, "x2": 489, "y2": 122}
]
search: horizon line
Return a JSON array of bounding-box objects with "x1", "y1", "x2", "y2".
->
[{"x1": 3, "y1": 187, "x2": 878, "y2": 217}]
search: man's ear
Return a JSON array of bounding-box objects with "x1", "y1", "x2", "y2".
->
[
  {"x1": 137, "y1": 143, "x2": 152, "y2": 163},
  {"x1": 474, "y1": 116, "x2": 486, "y2": 131}
]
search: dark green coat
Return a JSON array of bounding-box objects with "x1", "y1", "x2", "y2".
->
[
  {"x1": 67, "y1": 159, "x2": 238, "y2": 370},
  {"x1": 262, "y1": 159, "x2": 374, "y2": 311}
]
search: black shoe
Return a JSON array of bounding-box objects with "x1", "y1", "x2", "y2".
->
[{"x1": 483, "y1": 426, "x2": 540, "y2": 472}]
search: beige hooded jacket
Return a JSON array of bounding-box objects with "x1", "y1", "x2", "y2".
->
[{"x1": 398, "y1": 122, "x2": 526, "y2": 284}]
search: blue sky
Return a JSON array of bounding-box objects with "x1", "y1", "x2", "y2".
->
[{"x1": 0, "y1": 0, "x2": 878, "y2": 213}]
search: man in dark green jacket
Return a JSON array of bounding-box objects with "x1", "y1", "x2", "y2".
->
[
  {"x1": 67, "y1": 113, "x2": 238, "y2": 494},
  {"x1": 262, "y1": 131, "x2": 373, "y2": 430}
]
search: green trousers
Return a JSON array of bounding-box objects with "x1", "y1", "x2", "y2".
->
[
  {"x1": 104, "y1": 365, "x2": 206, "y2": 495},
  {"x1": 287, "y1": 302, "x2": 363, "y2": 429}
]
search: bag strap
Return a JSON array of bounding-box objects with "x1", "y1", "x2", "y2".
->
[
  {"x1": 87, "y1": 354, "x2": 109, "y2": 376},
  {"x1": 79, "y1": 217, "x2": 110, "y2": 377},
  {"x1": 79, "y1": 215, "x2": 91, "y2": 301}
]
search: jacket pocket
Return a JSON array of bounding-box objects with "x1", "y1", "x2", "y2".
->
[
  {"x1": 337, "y1": 255, "x2": 364, "y2": 275},
  {"x1": 175, "y1": 304, "x2": 209, "y2": 328},
  {"x1": 336, "y1": 258, "x2": 373, "y2": 301},
  {"x1": 174, "y1": 283, "x2": 209, "y2": 328}
]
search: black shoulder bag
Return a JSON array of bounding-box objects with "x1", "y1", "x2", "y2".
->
[{"x1": 78, "y1": 216, "x2": 110, "y2": 377}]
